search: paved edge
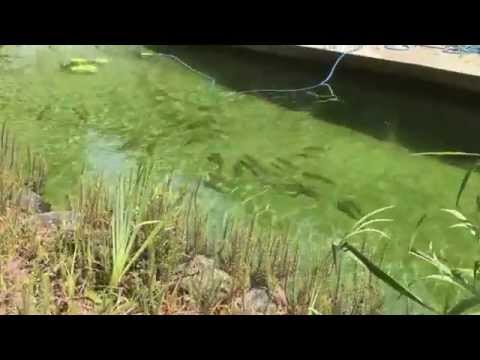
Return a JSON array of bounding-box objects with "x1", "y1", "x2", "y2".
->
[{"x1": 237, "y1": 45, "x2": 480, "y2": 94}]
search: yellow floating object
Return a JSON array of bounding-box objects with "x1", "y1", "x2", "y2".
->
[
  {"x1": 69, "y1": 64, "x2": 98, "y2": 74},
  {"x1": 93, "y1": 58, "x2": 110, "y2": 65}
]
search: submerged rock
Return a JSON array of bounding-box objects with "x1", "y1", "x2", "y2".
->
[
  {"x1": 175, "y1": 255, "x2": 233, "y2": 302},
  {"x1": 17, "y1": 189, "x2": 51, "y2": 214},
  {"x1": 29, "y1": 211, "x2": 80, "y2": 232}
]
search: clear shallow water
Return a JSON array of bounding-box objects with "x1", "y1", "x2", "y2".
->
[{"x1": 1, "y1": 45, "x2": 480, "y2": 313}]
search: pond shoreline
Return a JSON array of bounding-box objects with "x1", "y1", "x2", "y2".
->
[{"x1": 0, "y1": 126, "x2": 382, "y2": 315}]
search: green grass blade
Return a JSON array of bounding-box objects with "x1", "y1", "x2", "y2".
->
[
  {"x1": 342, "y1": 242, "x2": 435, "y2": 312},
  {"x1": 352, "y1": 205, "x2": 395, "y2": 232},
  {"x1": 456, "y1": 161, "x2": 479, "y2": 208},
  {"x1": 448, "y1": 296, "x2": 480, "y2": 315},
  {"x1": 331, "y1": 243, "x2": 338, "y2": 273},
  {"x1": 410, "y1": 248, "x2": 453, "y2": 277},
  {"x1": 345, "y1": 228, "x2": 391, "y2": 240},
  {"x1": 356, "y1": 218, "x2": 394, "y2": 231},
  {"x1": 120, "y1": 220, "x2": 165, "y2": 282},
  {"x1": 424, "y1": 275, "x2": 471, "y2": 294},
  {"x1": 474, "y1": 261, "x2": 480, "y2": 284},
  {"x1": 409, "y1": 214, "x2": 427, "y2": 251},
  {"x1": 441, "y1": 209, "x2": 468, "y2": 222},
  {"x1": 412, "y1": 152, "x2": 480, "y2": 157}
]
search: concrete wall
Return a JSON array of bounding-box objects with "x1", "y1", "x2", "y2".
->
[{"x1": 238, "y1": 45, "x2": 480, "y2": 94}]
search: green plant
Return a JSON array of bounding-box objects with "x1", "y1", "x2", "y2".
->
[
  {"x1": 334, "y1": 150, "x2": 480, "y2": 314},
  {"x1": 109, "y1": 168, "x2": 165, "y2": 288}
]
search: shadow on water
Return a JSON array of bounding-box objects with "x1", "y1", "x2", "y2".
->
[{"x1": 150, "y1": 45, "x2": 480, "y2": 167}]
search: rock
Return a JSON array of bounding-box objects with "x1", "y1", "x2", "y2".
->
[
  {"x1": 171, "y1": 311, "x2": 203, "y2": 315},
  {"x1": 241, "y1": 288, "x2": 278, "y2": 315},
  {"x1": 271, "y1": 285, "x2": 288, "y2": 309},
  {"x1": 235, "y1": 287, "x2": 288, "y2": 315},
  {"x1": 175, "y1": 255, "x2": 233, "y2": 302},
  {"x1": 29, "y1": 211, "x2": 80, "y2": 232},
  {"x1": 17, "y1": 189, "x2": 51, "y2": 213}
]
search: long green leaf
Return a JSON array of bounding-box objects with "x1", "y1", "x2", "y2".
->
[
  {"x1": 356, "y1": 218, "x2": 394, "y2": 231},
  {"x1": 424, "y1": 275, "x2": 471, "y2": 294},
  {"x1": 456, "y1": 161, "x2": 479, "y2": 208},
  {"x1": 345, "y1": 228, "x2": 391, "y2": 240},
  {"x1": 342, "y1": 242, "x2": 435, "y2": 312},
  {"x1": 441, "y1": 209, "x2": 468, "y2": 222},
  {"x1": 409, "y1": 214, "x2": 427, "y2": 251},
  {"x1": 448, "y1": 296, "x2": 480, "y2": 315},
  {"x1": 474, "y1": 261, "x2": 480, "y2": 284},
  {"x1": 453, "y1": 268, "x2": 475, "y2": 279},
  {"x1": 412, "y1": 152, "x2": 480, "y2": 157},
  {"x1": 410, "y1": 248, "x2": 453, "y2": 277},
  {"x1": 352, "y1": 205, "x2": 395, "y2": 232},
  {"x1": 331, "y1": 243, "x2": 338, "y2": 273},
  {"x1": 120, "y1": 220, "x2": 165, "y2": 281}
]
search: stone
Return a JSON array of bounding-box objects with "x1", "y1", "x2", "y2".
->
[
  {"x1": 175, "y1": 255, "x2": 233, "y2": 302},
  {"x1": 233, "y1": 286, "x2": 288, "y2": 315},
  {"x1": 239, "y1": 288, "x2": 278, "y2": 315},
  {"x1": 29, "y1": 211, "x2": 80, "y2": 232},
  {"x1": 17, "y1": 189, "x2": 51, "y2": 214},
  {"x1": 271, "y1": 285, "x2": 288, "y2": 309}
]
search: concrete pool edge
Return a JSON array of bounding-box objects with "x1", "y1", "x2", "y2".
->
[{"x1": 237, "y1": 45, "x2": 480, "y2": 94}]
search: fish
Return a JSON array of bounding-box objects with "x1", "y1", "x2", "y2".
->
[
  {"x1": 275, "y1": 157, "x2": 299, "y2": 170},
  {"x1": 203, "y1": 172, "x2": 228, "y2": 194},
  {"x1": 281, "y1": 183, "x2": 320, "y2": 199},
  {"x1": 185, "y1": 119, "x2": 208, "y2": 130},
  {"x1": 239, "y1": 159, "x2": 259, "y2": 178},
  {"x1": 203, "y1": 181, "x2": 226, "y2": 194},
  {"x1": 207, "y1": 153, "x2": 224, "y2": 171},
  {"x1": 302, "y1": 145, "x2": 330, "y2": 153},
  {"x1": 144, "y1": 142, "x2": 156, "y2": 156},
  {"x1": 35, "y1": 105, "x2": 52, "y2": 121},
  {"x1": 337, "y1": 198, "x2": 363, "y2": 220},
  {"x1": 184, "y1": 136, "x2": 203, "y2": 146},
  {"x1": 302, "y1": 171, "x2": 335, "y2": 185},
  {"x1": 197, "y1": 104, "x2": 213, "y2": 111},
  {"x1": 270, "y1": 161, "x2": 284, "y2": 172},
  {"x1": 119, "y1": 139, "x2": 141, "y2": 151},
  {"x1": 72, "y1": 105, "x2": 89, "y2": 123},
  {"x1": 233, "y1": 160, "x2": 244, "y2": 177},
  {"x1": 295, "y1": 152, "x2": 314, "y2": 159},
  {"x1": 243, "y1": 155, "x2": 270, "y2": 175}
]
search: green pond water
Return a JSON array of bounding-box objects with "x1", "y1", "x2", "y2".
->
[{"x1": 1, "y1": 45, "x2": 480, "y2": 313}]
